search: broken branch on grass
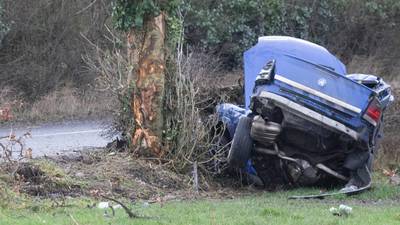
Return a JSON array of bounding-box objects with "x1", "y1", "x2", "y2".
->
[{"x1": 100, "y1": 195, "x2": 139, "y2": 218}]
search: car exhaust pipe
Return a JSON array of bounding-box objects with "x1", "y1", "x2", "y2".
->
[{"x1": 250, "y1": 116, "x2": 282, "y2": 144}]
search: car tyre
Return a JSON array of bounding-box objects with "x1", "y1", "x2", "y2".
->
[{"x1": 228, "y1": 116, "x2": 254, "y2": 168}]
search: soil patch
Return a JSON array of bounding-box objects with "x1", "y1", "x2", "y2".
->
[
  {"x1": 0, "y1": 149, "x2": 256, "y2": 202},
  {"x1": 47, "y1": 150, "x2": 190, "y2": 201}
]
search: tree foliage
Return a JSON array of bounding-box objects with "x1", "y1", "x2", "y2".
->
[
  {"x1": 112, "y1": 0, "x2": 181, "y2": 31},
  {"x1": 185, "y1": 0, "x2": 400, "y2": 67},
  {"x1": 185, "y1": 0, "x2": 284, "y2": 66}
]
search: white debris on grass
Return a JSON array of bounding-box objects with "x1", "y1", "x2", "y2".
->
[
  {"x1": 113, "y1": 204, "x2": 123, "y2": 209},
  {"x1": 98, "y1": 202, "x2": 123, "y2": 209},
  {"x1": 98, "y1": 202, "x2": 109, "y2": 209},
  {"x1": 330, "y1": 204, "x2": 353, "y2": 216},
  {"x1": 339, "y1": 204, "x2": 353, "y2": 215}
]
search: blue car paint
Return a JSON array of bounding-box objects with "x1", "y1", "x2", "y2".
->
[
  {"x1": 244, "y1": 36, "x2": 347, "y2": 109},
  {"x1": 224, "y1": 36, "x2": 375, "y2": 137},
  {"x1": 217, "y1": 36, "x2": 393, "y2": 176},
  {"x1": 215, "y1": 103, "x2": 250, "y2": 136},
  {"x1": 347, "y1": 74, "x2": 395, "y2": 108},
  {"x1": 251, "y1": 57, "x2": 373, "y2": 129}
]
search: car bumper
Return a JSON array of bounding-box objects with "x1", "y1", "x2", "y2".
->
[{"x1": 258, "y1": 91, "x2": 359, "y2": 140}]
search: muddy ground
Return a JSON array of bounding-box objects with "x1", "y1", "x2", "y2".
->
[{"x1": 0, "y1": 149, "x2": 256, "y2": 204}]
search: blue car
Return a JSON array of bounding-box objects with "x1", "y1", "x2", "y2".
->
[{"x1": 215, "y1": 36, "x2": 394, "y2": 190}]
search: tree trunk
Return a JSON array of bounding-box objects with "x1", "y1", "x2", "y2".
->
[{"x1": 129, "y1": 13, "x2": 166, "y2": 157}]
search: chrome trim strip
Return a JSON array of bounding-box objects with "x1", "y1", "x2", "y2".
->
[
  {"x1": 275, "y1": 75, "x2": 362, "y2": 113},
  {"x1": 259, "y1": 91, "x2": 359, "y2": 140},
  {"x1": 363, "y1": 114, "x2": 377, "y2": 127}
]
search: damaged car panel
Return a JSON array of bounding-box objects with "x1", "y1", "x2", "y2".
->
[{"x1": 216, "y1": 36, "x2": 394, "y2": 191}]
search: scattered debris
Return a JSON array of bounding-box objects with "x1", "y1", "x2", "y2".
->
[
  {"x1": 98, "y1": 202, "x2": 110, "y2": 209},
  {"x1": 383, "y1": 169, "x2": 400, "y2": 186},
  {"x1": 330, "y1": 204, "x2": 353, "y2": 217},
  {"x1": 113, "y1": 204, "x2": 122, "y2": 209},
  {"x1": 101, "y1": 195, "x2": 139, "y2": 218},
  {"x1": 0, "y1": 149, "x2": 262, "y2": 205},
  {"x1": 107, "y1": 152, "x2": 116, "y2": 156},
  {"x1": 98, "y1": 201, "x2": 123, "y2": 210},
  {"x1": 0, "y1": 131, "x2": 31, "y2": 162},
  {"x1": 0, "y1": 161, "x2": 81, "y2": 197}
]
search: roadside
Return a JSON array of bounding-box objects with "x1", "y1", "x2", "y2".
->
[
  {"x1": 0, "y1": 150, "x2": 399, "y2": 225},
  {"x1": 0, "y1": 150, "x2": 254, "y2": 210},
  {"x1": 0, "y1": 87, "x2": 116, "y2": 125},
  {"x1": 0, "y1": 120, "x2": 113, "y2": 158},
  {"x1": 2, "y1": 194, "x2": 400, "y2": 225}
]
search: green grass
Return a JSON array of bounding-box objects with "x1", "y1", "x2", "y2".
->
[{"x1": 1, "y1": 182, "x2": 400, "y2": 225}]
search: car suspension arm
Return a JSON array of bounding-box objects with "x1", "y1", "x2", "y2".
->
[{"x1": 254, "y1": 144, "x2": 349, "y2": 181}]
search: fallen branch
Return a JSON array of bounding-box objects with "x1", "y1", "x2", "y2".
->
[{"x1": 100, "y1": 195, "x2": 139, "y2": 218}]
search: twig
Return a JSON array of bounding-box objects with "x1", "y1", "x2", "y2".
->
[
  {"x1": 80, "y1": 32, "x2": 98, "y2": 49},
  {"x1": 100, "y1": 195, "x2": 139, "y2": 218},
  {"x1": 108, "y1": 205, "x2": 116, "y2": 217},
  {"x1": 75, "y1": 0, "x2": 97, "y2": 15},
  {"x1": 69, "y1": 214, "x2": 80, "y2": 225},
  {"x1": 193, "y1": 161, "x2": 199, "y2": 193}
]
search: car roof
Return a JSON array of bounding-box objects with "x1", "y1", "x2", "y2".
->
[{"x1": 246, "y1": 36, "x2": 346, "y2": 75}]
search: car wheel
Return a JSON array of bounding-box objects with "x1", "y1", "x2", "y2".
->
[{"x1": 228, "y1": 116, "x2": 254, "y2": 168}]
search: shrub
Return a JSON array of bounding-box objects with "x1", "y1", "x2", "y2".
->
[
  {"x1": 185, "y1": 0, "x2": 284, "y2": 67},
  {"x1": 0, "y1": 0, "x2": 113, "y2": 100},
  {"x1": 185, "y1": 0, "x2": 400, "y2": 72},
  {"x1": 0, "y1": 0, "x2": 8, "y2": 45}
]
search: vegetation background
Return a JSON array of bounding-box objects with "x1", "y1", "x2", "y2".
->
[
  {"x1": 0, "y1": 2, "x2": 400, "y2": 224},
  {"x1": 1, "y1": 0, "x2": 399, "y2": 98},
  {"x1": 0, "y1": 0, "x2": 399, "y2": 166}
]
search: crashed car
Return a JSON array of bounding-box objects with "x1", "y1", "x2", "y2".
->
[{"x1": 215, "y1": 36, "x2": 394, "y2": 192}]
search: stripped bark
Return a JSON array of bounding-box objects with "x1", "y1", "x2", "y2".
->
[{"x1": 129, "y1": 14, "x2": 166, "y2": 157}]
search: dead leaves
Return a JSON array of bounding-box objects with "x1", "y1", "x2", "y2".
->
[
  {"x1": 0, "y1": 106, "x2": 13, "y2": 121},
  {"x1": 383, "y1": 169, "x2": 400, "y2": 186}
]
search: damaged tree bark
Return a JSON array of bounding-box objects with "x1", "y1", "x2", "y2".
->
[{"x1": 129, "y1": 14, "x2": 166, "y2": 157}]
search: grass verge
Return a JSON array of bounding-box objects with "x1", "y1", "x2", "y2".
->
[
  {"x1": 0, "y1": 177, "x2": 399, "y2": 225},
  {"x1": 1, "y1": 150, "x2": 400, "y2": 225}
]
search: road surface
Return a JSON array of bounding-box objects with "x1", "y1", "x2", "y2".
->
[{"x1": 0, "y1": 120, "x2": 113, "y2": 158}]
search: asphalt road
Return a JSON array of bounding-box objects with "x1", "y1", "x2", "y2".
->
[{"x1": 0, "y1": 120, "x2": 113, "y2": 158}]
